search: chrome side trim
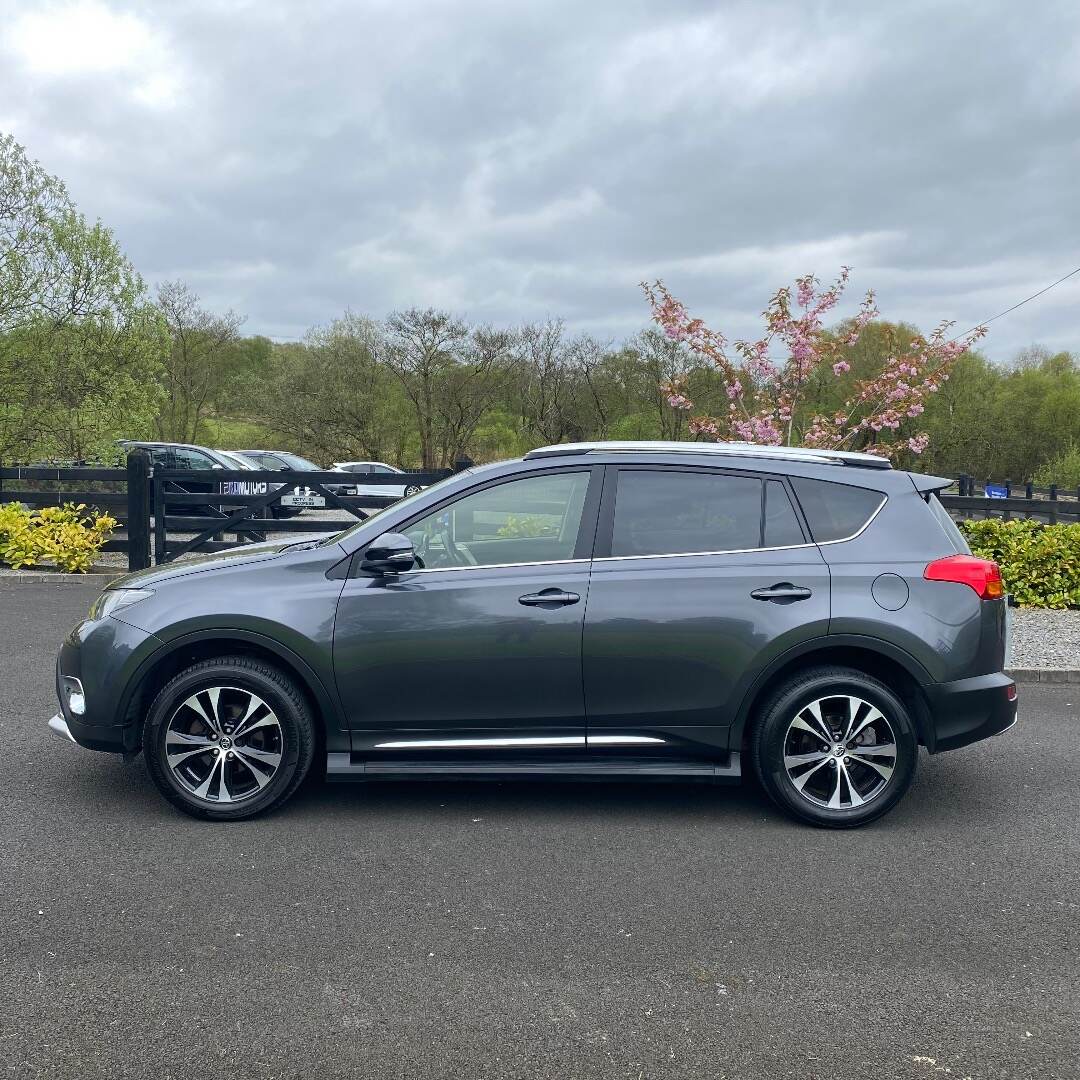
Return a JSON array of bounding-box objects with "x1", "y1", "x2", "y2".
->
[
  {"x1": 396, "y1": 497, "x2": 887, "y2": 573},
  {"x1": 374, "y1": 735, "x2": 586, "y2": 749},
  {"x1": 47, "y1": 713, "x2": 76, "y2": 744},
  {"x1": 588, "y1": 735, "x2": 666, "y2": 745},
  {"x1": 373, "y1": 734, "x2": 668, "y2": 750},
  {"x1": 592, "y1": 542, "x2": 816, "y2": 563},
  {"x1": 404, "y1": 558, "x2": 590, "y2": 576}
]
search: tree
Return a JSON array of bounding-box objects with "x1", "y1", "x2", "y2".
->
[
  {"x1": 384, "y1": 309, "x2": 470, "y2": 469},
  {"x1": 513, "y1": 321, "x2": 587, "y2": 445},
  {"x1": 260, "y1": 315, "x2": 410, "y2": 464},
  {"x1": 643, "y1": 269, "x2": 986, "y2": 459},
  {"x1": 0, "y1": 132, "x2": 166, "y2": 462},
  {"x1": 154, "y1": 280, "x2": 244, "y2": 443}
]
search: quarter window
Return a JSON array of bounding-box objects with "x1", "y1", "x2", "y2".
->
[
  {"x1": 790, "y1": 477, "x2": 885, "y2": 542},
  {"x1": 402, "y1": 471, "x2": 591, "y2": 570},
  {"x1": 611, "y1": 470, "x2": 763, "y2": 557}
]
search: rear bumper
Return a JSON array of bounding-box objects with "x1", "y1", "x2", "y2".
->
[{"x1": 924, "y1": 671, "x2": 1018, "y2": 753}]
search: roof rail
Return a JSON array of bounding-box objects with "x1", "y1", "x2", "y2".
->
[{"x1": 524, "y1": 440, "x2": 893, "y2": 470}]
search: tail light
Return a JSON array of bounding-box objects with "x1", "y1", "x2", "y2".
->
[{"x1": 924, "y1": 554, "x2": 1004, "y2": 599}]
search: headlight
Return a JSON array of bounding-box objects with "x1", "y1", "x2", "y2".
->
[{"x1": 89, "y1": 588, "x2": 154, "y2": 621}]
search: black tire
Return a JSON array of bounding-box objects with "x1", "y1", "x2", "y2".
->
[
  {"x1": 144, "y1": 656, "x2": 316, "y2": 821},
  {"x1": 751, "y1": 666, "x2": 918, "y2": 828},
  {"x1": 403, "y1": 484, "x2": 422, "y2": 497}
]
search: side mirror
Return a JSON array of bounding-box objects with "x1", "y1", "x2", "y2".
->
[{"x1": 360, "y1": 532, "x2": 416, "y2": 575}]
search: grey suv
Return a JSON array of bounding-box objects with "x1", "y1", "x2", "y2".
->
[{"x1": 49, "y1": 441, "x2": 1016, "y2": 827}]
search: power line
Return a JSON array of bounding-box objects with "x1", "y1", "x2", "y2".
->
[{"x1": 953, "y1": 264, "x2": 1080, "y2": 340}]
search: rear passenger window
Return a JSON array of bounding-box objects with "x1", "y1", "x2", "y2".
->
[
  {"x1": 790, "y1": 477, "x2": 885, "y2": 542},
  {"x1": 764, "y1": 481, "x2": 805, "y2": 547},
  {"x1": 612, "y1": 470, "x2": 762, "y2": 556}
]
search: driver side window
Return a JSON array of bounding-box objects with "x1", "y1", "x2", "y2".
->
[{"x1": 402, "y1": 471, "x2": 591, "y2": 570}]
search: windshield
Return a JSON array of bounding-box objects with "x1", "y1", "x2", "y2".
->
[
  {"x1": 321, "y1": 470, "x2": 466, "y2": 545},
  {"x1": 218, "y1": 451, "x2": 255, "y2": 470},
  {"x1": 234, "y1": 451, "x2": 281, "y2": 469},
  {"x1": 278, "y1": 453, "x2": 322, "y2": 471}
]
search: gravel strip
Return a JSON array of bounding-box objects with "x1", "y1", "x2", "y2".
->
[{"x1": 1009, "y1": 607, "x2": 1080, "y2": 668}]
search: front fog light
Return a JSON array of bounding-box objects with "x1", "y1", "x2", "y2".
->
[{"x1": 62, "y1": 676, "x2": 85, "y2": 716}]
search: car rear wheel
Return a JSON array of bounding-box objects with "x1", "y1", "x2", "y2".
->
[
  {"x1": 751, "y1": 666, "x2": 918, "y2": 828},
  {"x1": 144, "y1": 656, "x2": 315, "y2": 821},
  {"x1": 403, "y1": 484, "x2": 422, "y2": 497}
]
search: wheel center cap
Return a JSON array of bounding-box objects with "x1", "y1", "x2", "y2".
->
[
  {"x1": 219, "y1": 737, "x2": 233, "y2": 749},
  {"x1": 832, "y1": 745, "x2": 846, "y2": 758}
]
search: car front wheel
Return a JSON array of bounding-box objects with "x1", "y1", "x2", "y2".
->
[
  {"x1": 144, "y1": 656, "x2": 315, "y2": 821},
  {"x1": 751, "y1": 666, "x2": 918, "y2": 828}
]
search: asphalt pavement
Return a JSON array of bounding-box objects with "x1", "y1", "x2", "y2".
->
[{"x1": 1, "y1": 579, "x2": 1078, "y2": 1080}]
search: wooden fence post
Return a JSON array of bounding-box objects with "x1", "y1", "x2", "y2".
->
[{"x1": 126, "y1": 450, "x2": 152, "y2": 571}]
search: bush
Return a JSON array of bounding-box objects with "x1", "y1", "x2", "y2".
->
[
  {"x1": 0, "y1": 503, "x2": 116, "y2": 573},
  {"x1": 959, "y1": 518, "x2": 1080, "y2": 608},
  {"x1": 1034, "y1": 442, "x2": 1080, "y2": 488}
]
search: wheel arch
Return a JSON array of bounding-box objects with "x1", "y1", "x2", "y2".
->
[
  {"x1": 733, "y1": 635, "x2": 935, "y2": 751},
  {"x1": 120, "y1": 630, "x2": 348, "y2": 754}
]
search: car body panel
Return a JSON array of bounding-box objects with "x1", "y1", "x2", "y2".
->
[{"x1": 333, "y1": 561, "x2": 592, "y2": 744}]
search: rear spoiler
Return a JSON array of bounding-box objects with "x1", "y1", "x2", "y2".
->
[{"x1": 909, "y1": 473, "x2": 953, "y2": 494}]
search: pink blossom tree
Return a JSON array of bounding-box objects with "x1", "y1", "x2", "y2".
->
[{"x1": 643, "y1": 268, "x2": 986, "y2": 458}]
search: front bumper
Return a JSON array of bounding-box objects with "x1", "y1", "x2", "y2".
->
[
  {"x1": 48, "y1": 713, "x2": 76, "y2": 743},
  {"x1": 924, "y1": 670, "x2": 1018, "y2": 753},
  {"x1": 54, "y1": 614, "x2": 161, "y2": 754}
]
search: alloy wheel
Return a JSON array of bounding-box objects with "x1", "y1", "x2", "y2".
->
[
  {"x1": 782, "y1": 694, "x2": 897, "y2": 810},
  {"x1": 164, "y1": 686, "x2": 283, "y2": 804}
]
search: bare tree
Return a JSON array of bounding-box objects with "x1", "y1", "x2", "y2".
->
[
  {"x1": 514, "y1": 321, "x2": 586, "y2": 445},
  {"x1": 155, "y1": 280, "x2": 243, "y2": 443},
  {"x1": 384, "y1": 308, "x2": 470, "y2": 469},
  {"x1": 435, "y1": 326, "x2": 516, "y2": 466}
]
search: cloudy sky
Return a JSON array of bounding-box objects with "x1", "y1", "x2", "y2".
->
[{"x1": 2, "y1": 0, "x2": 1078, "y2": 359}]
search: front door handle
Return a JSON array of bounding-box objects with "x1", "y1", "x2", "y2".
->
[
  {"x1": 519, "y1": 588, "x2": 581, "y2": 607},
  {"x1": 750, "y1": 582, "x2": 813, "y2": 604}
]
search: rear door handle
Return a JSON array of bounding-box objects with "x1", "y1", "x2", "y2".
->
[
  {"x1": 519, "y1": 588, "x2": 580, "y2": 607},
  {"x1": 750, "y1": 582, "x2": 813, "y2": 603}
]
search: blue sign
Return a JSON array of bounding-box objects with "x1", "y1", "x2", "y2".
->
[{"x1": 985, "y1": 483, "x2": 1008, "y2": 499}]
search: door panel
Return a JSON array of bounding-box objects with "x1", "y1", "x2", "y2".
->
[
  {"x1": 584, "y1": 547, "x2": 829, "y2": 740},
  {"x1": 582, "y1": 465, "x2": 830, "y2": 755},
  {"x1": 332, "y1": 466, "x2": 602, "y2": 749},
  {"x1": 333, "y1": 562, "x2": 591, "y2": 745}
]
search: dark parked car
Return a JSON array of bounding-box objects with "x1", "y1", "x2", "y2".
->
[
  {"x1": 117, "y1": 441, "x2": 270, "y2": 515},
  {"x1": 49, "y1": 441, "x2": 1016, "y2": 826}
]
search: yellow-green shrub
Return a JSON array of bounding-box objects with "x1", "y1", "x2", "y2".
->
[
  {"x1": 0, "y1": 503, "x2": 116, "y2": 573},
  {"x1": 959, "y1": 518, "x2": 1080, "y2": 609}
]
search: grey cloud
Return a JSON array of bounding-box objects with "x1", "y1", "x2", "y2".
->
[{"x1": 1, "y1": 0, "x2": 1078, "y2": 356}]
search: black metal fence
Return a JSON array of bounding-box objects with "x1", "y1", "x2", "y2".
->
[
  {"x1": 941, "y1": 475, "x2": 1080, "y2": 525},
  {"x1": 2, "y1": 457, "x2": 1077, "y2": 573}
]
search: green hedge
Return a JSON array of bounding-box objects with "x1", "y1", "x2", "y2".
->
[{"x1": 958, "y1": 519, "x2": 1080, "y2": 608}]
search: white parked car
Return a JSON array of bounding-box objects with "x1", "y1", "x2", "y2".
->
[{"x1": 331, "y1": 461, "x2": 425, "y2": 500}]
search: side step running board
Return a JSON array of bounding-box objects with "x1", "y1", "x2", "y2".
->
[{"x1": 327, "y1": 753, "x2": 741, "y2": 783}]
